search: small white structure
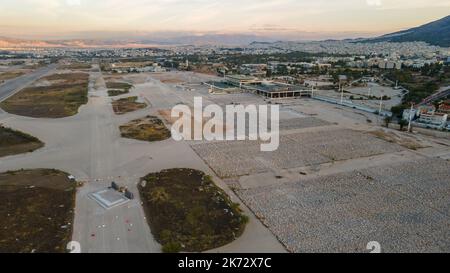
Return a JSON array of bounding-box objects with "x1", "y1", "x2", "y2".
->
[{"x1": 89, "y1": 188, "x2": 131, "y2": 210}]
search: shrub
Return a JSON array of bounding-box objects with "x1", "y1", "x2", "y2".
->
[{"x1": 162, "y1": 242, "x2": 182, "y2": 253}]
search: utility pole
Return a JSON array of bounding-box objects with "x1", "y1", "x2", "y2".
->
[
  {"x1": 379, "y1": 96, "x2": 383, "y2": 116},
  {"x1": 340, "y1": 85, "x2": 344, "y2": 105},
  {"x1": 378, "y1": 89, "x2": 385, "y2": 117},
  {"x1": 311, "y1": 85, "x2": 314, "y2": 98},
  {"x1": 408, "y1": 103, "x2": 414, "y2": 133}
]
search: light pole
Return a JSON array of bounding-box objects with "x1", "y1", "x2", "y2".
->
[
  {"x1": 408, "y1": 103, "x2": 414, "y2": 133},
  {"x1": 378, "y1": 90, "x2": 384, "y2": 117}
]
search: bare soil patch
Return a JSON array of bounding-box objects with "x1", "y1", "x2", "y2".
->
[{"x1": 370, "y1": 130, "x2": 427, "y2": 150}]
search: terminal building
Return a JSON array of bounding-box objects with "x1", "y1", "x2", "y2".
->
[
  {"x1": 204, "y1": 75, "x2": 311, "y2": 99},
  {"x1": 245, "y1": 81, "x2": 312, "y2": 99}
]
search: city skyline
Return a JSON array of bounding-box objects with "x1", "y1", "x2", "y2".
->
[{"x1": 0, "y1": 0, "x2": 449, "y2": 40}]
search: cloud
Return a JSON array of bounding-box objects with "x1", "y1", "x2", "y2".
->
[
  {"x1": 366, "y1": 0, "x2": 382, "y2": 6},
  {"x1": 0, "y1": 0, "x2": 449, "y2": 35},
  {"x1": 66, "y1": 0, "x2": 81, "y2": 6}
]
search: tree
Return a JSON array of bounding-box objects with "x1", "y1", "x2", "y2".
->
[
  {"x1": 398, "y1": 119, "x2": 408, "y2": 131},
  {"x1": 384, "y1": 116, "x2": 392, "y2": 128},
  {"x1": 391, "y1": 105, "x2": 406, "y2": 119}
]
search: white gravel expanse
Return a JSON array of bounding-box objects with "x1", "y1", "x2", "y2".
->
[
  {"x1": 237, "y1": 158, "x2": 450, "y2": 253},
  {"x1": 192, "y1": 128, "x2": 403, "y2": 178}
]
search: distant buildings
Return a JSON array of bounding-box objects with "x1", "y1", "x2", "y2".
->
[
  {"x1": 239, "y1": 64, "x2": 267, "y2": 77},
  {"x1": 377, "y1": 59, "x2": 402, "y2": 70},
  {"x1": 111, "y1": 63, "x2": 166, "y2": 73}
]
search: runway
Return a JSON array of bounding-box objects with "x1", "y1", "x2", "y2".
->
[{"x1": 0, "y1": 63, "x2": 57, "y2": 102}]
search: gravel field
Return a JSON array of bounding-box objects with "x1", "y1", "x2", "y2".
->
[
  {"x1": 279, "y1": 117, "x2": 332, "y2": 131},
  {"x1": 236, "y1": 158, "x2": 450, "y2": 253},
  {"x1": 192, "y1": 128, "x2": 403, "y2": 178},
  {"x1": 207, "y1": 92, "x2": 266, "y2": 106},
  {"x1": 285, "y1": 129, "x2": 404, "y2": 161}
]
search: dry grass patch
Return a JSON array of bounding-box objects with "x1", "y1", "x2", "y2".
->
[
  {"x1": 0, "y1": 169, "x2": 78, "y2": 253},
  {"x1": 0, "y1": 125, "x2": 44, "y2": 158},
  {"x1": 112, "y1": 96, "x2": 147, "y2": 115},
  {"x1": 59, "y1": 63, "x2": 92, "y2": 70},
  {"x1": 158, "y1": 109, "x2": 229, "y2": 139},
  {"x1": 0, "y1": 71, "x2": 25, "y2": 83},
  {"x1": 120, "y1": 116, "x2": 171, "y2": 142},
  {"x1": 106, "y1": 81, "x2": 133, "y2": 97},
  {"x1": 108, "y1": 89, "x2": 129, "y2": 97},
  {"x1": 106, "y1": 81, "x2": 133, "y2": 91},
  {"x1": 0, "y1": 72, "x2": 89, "y2": 118},
  {"x1": 139, "y1": 169, "x2": 248, "y2": 252},
  {"x1": 370, "y1": 130, "x2": 427, "y2": 150}
]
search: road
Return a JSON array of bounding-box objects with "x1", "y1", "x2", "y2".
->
[
  {"x1": 420, "y1": 85, "x2": 450, "y2": 106},
  {"x1": 0, "y1": 63, "x2": 57, "y2": 102}
]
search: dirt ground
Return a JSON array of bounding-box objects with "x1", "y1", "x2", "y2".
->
[
  {"x1": 0, "y1": 72, "x2": 89, "y2": 118},
  {"x1": 369, "y1": 129, "x2": 428, "y2": 150},
  {"x1": 150, "y1": 73, "x2": 185, "y2": 84},
  {"x1": 139, "y1": 168, "x2": 248, "y2": 252},
  {"x1": 0, "y1": 126, "x2": 44, "y2": 158},
  {"x1": 0, "y1": 169, "x2": 78, "y2": 253}
]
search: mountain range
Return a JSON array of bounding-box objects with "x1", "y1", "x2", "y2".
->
[
  {"x1": 362, "y1": 15, "x2": 450, "y2": 47},
  {"x1": 0, "y1": 34, "x2": 278, "y2": 49},
  {"x1": 0, "y1": 15, "x2": 449, "y2": 48}
]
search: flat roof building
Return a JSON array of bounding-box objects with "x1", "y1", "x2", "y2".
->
[
  {"x1": 244, "y1": 81, "x2": 311, "y2": 99},
  {"x1": 204, "y1": 74, "x2": 311, "y2": 98}
]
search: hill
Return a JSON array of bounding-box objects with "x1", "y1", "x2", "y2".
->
[{"x1": 363, "y1": 15, "x2": 450, "y2": 47}]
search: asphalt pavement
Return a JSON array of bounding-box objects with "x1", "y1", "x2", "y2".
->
[{"x1": 0, "y1": 63, "x2": 57, "y2": 102}]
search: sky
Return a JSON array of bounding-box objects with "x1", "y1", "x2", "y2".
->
[{"x1": 0, "y1": 0, "x2": 449, "y2": 40}]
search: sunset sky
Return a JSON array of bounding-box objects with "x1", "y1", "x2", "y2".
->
[{"x1": 0, "y1": 0, "x2": 449, "y2": 39}]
